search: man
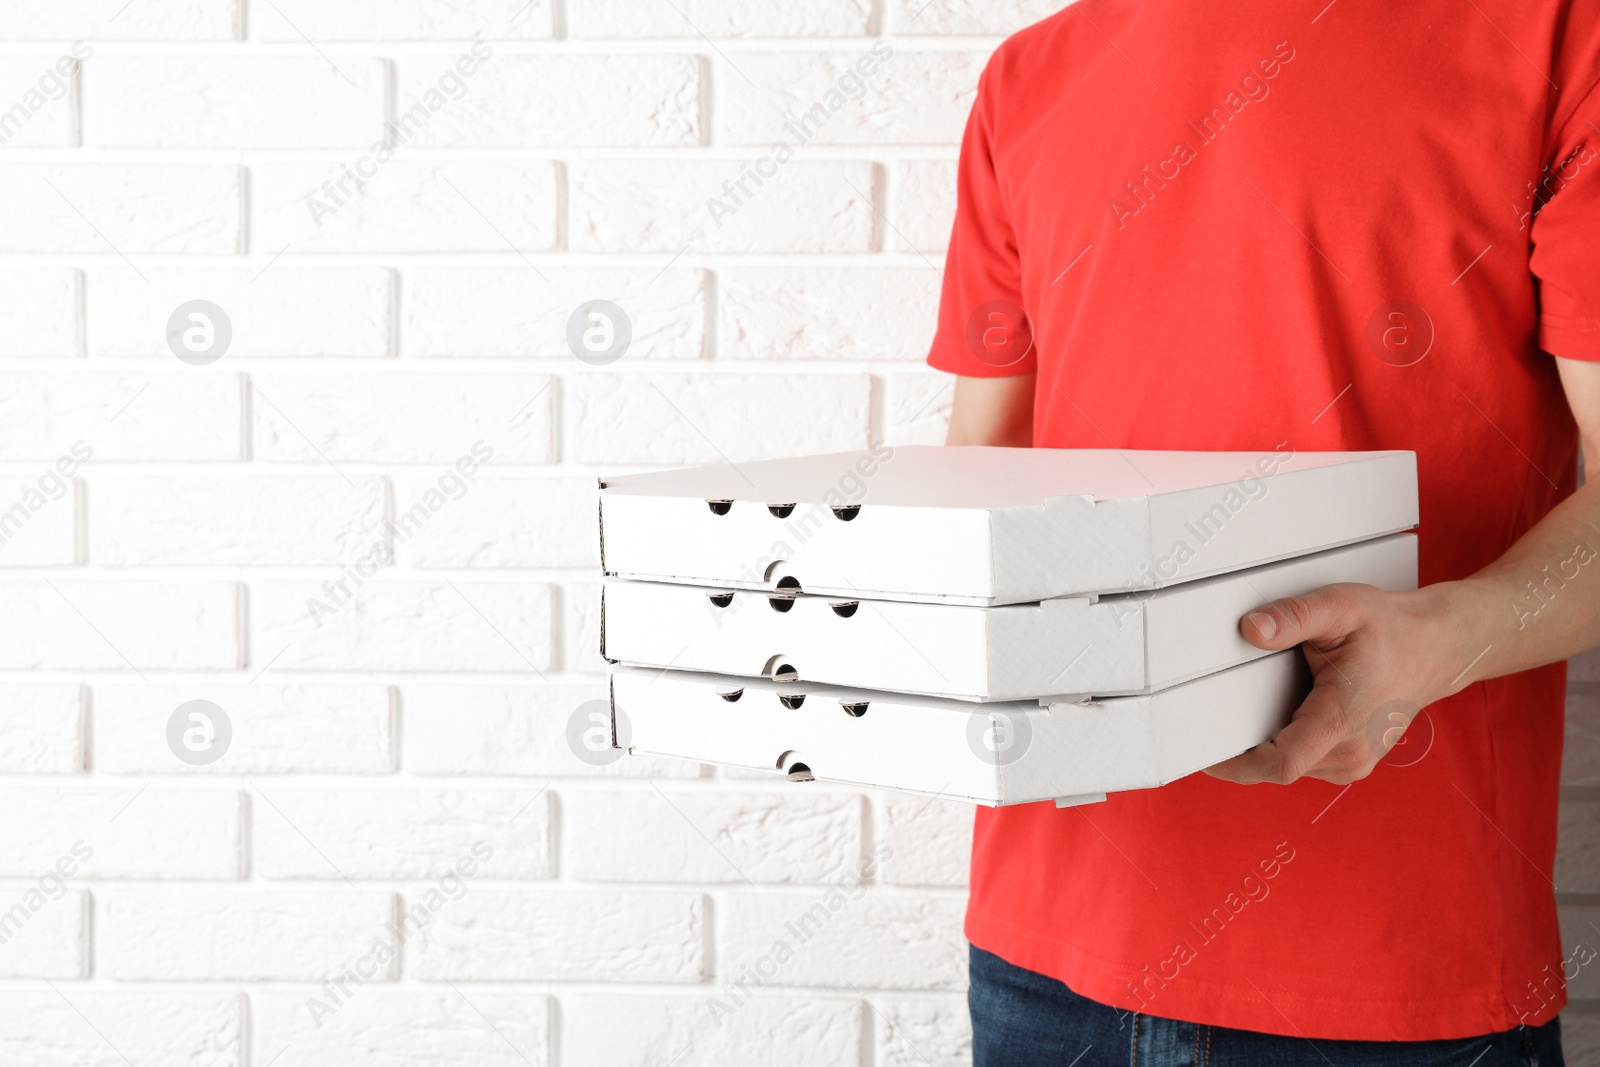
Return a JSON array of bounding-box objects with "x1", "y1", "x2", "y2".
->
[{"x1": 929, "y1": 1, "x2": 1600, "y2": 1062}]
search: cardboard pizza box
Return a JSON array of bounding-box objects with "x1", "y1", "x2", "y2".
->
[
  {"x1": 598, "y1": 445, "x2": 1417, "y2": 606},
  {"x1": 608, "y1": 650, "x2": 1310, "y2": 807},
  {"x1": 601, "y1": 533, "x2": 1414, "y2": 702}
]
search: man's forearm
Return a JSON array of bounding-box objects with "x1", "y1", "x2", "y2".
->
[{"x1": 1411, "y1": 473, "x2": 1600, "y2": 701}]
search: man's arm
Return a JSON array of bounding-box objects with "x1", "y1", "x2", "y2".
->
[
  {"x1": 1209, "y1": 356, "x2": 1600, "y2": 785},
  {"x1": 944, "y1": 372, "x2": 1035, "y2": 447}
]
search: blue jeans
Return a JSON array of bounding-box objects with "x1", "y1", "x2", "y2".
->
[{"x1": 970, "y1": 946, "x2": 1566, "y2": 1066}]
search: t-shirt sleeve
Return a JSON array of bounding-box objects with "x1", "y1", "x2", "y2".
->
[
  {"x1": 925, "y1": 59, "x2": 1038, "y2": 378},
  {"x1": 1530, "y1": 25, "x2": 1600, "y2": 361}
]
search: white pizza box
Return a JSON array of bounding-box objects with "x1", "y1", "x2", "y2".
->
[
  {"x1": 598, "y1": 445, "x2": 1418, "y2": 606},
  {"x1": 609, "y1": 650, "x2": 1309, "y2": 807},
  {"x1": 601, "y1": 533, "x2": 1414, "y2": 702}
]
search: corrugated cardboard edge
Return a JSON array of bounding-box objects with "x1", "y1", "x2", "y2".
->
[
  {"x1": 596, "y1": 479, "x2": 619, "y2": 665},
  {"x1": 607, "y1": 671, "x2": 620, "y2": 752}
]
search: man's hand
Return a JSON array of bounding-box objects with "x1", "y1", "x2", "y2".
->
[{"x1": 1205, "y1": 581, "x2": 1485, "y2": 785}]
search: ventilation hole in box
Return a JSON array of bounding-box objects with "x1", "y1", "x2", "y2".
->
[
  {"x1": 831, "y1": 505, "x2": 860, "y2": 521},
  {"x1": 717, "y1": 688, "x2": 743, "y2": 702},
  {"x1": 841, "y1": 701, "x2": 869, "y2": 718},
  {"x1": 707, "y1": 592, "x2": 734, "y2": 608},
  {"x1": 774, "y1": 576, "x2": 801, "y2": 593},
  {"x1": 768, "y1": 596, "x2": 794, "y2": 613},
  {"x1": 706, "y1": 499, "x2": 732, "y2": 515},
  {"x1": 768, "y1": 503, "x2": 796, "y2": 518},
  {"x1": 778, "y1": 693, "x2": 806, "y2": 710},
  {"x1": 770, "y1": 662, "x2": 798, "y2": 683},
  {"x1": 785, "y1": 762, "x2": 814, "y2": 783},
  {"x1": 829, "y1": 601, "x2": 859, "y2": 618}
]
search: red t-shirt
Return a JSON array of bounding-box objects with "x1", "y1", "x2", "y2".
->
[{"x1": 928, "y1": 0, "x2": 1600, "y2": 1041}]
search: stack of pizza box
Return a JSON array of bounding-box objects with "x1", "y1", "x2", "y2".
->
[{"x1": 597, "y1": 446, "x2": 1418, "y2": 807}]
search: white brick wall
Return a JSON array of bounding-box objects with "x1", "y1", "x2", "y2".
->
[{"x1": 1, "y1": 4, "x2": 1594, "y2": 1065}]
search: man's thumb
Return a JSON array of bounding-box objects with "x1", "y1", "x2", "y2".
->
[{"x1": 1240, "y1": 586, "x2": 1351, "y2": 651}]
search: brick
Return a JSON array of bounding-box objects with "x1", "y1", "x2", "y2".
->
[
  {"x1": 0, "y1": 52, "x2": 80, "y2": 147},
  {"x1": 893, "y1": 159, "x2": 957, "y2": 253},
  {"x1": 563, "y1": 995, "x2": 861, "y2": 1067},
  {"x1": 563, "y1": 579, "x2": 605, "y2": 674},
  {"x1": 0, "y1": 0, "x2": 238, "y2": 39},
  {"x1": 92, "y1": 684, "x2": 392, "y2": 775},
  {"x1": 395, "y1": 476, "x2": 597, "y2": 569},
  {"x1": 721, "y1": 891, "x2": 966, "y2": 989},
  {"x1": 88, "y1": 267, "x2": 391, "y2": 357},
  {"x1": 1559, "y1": 902, "x2": 1600, "y2": 999},
  {"x1": 86, "y1": 57, "x2": 385, "y2": 148},
  {"x1": 0, "y1": 786, "x2": 242, "y2": 879},
  {"x1": 253, "y1": 160, "x2": 558, "y2": 253},
  {"x1": 254, "y1": 0, "x2": 553, "y2": 40},
  {"x1": 408, "y1": 889, "x2": 706, "y2": 981},
  {"x1": 254, "y1": 788, "x2": 551, "y2": 880},
  {"x1": 250, "y1": 371, "x2": 554, "y2": 464},
  {"x1": 885, "y1": 371, "x2": 955, "y2": 445},
  {"x1": 0, "y1": 164, "x2": 240, "y2": 252},
  {"x1": 889, "y1": 0, "x2": 1066, "y2": 34},
  {"x1": 0, "y1": 371, "x2": 242, "y2": 461},
  {"x1": 402, "y1": 266, "x2": 706, "y2": 359},
  {"x1": 569, "y1": 373, "x2": 871, "y2": 465},
  {"x1": 571, "y1": 0, "x2": 872, "y2": 38},
  {"x1": 89, "y1": 473, "x2": 388, "y2": 566},
  {"x1": 1558, "y1": 797, "x2": 1600, "y2": 893},
  {"x1": 880, "y1": 795, "x2": 971, "y2": 887},
  {"x1": 0, "y1": 683, "x2": 81, "y2": 773},
  {"x1": 875, "y1": 996, "x2": 972, "y2": 1067},
  {"x1": 0, "y1": 992, "x2": 241, "y2": 1067},
  {"x1": 255, "y1": 991, "x2": 549, "y2": 1067},
  {"x1": 251, "y1": 580, "x2": 552, "y2": 673},
  {"x1": 570, "y1": 160, "x2": 876, "y2": 253},
  {"x1": 99, "y1": 890, "x2": 395, "y2": 980},
  {"x1": 722, "y1": 50, "x2": 981, "y2": 146},
  {"x1": 1568, "y1": 691, "x2": 1600, "y2": 786},
  {"x1": 0, "y1": 888, "x2": 86, "y2": 977},
  {"x1": 1564, "y1": 1013, "x2": 1600, "y2": 1064},
  {"x1": 399, "y1": 54, "x2": 700, "y2": 147},
  {"x1": 0, "y1": 579, "x2": 239, "y2": 670},
  {"x1": 566, "y1": 790, "x2": 862, "y2": 884},
  {"x1": 401, "y1": 683, "x2": 703, "y2": 779},
  {"x1": 719, "y1": 266, "x2": 939, "y2": 360},
  {"x1": 0, "y1": 267, "x2": 79, "y2": 355},
  {"x1": 0, "y1": 468, "x2": 78, "y2": 566}
]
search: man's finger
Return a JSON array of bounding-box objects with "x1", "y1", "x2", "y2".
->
[
  {"x1": 1205, "y1": 683, "x2": 1350, "y2": 785},
  {"x1": 1239, "y1": 584, "x2": 1356, "y2": 653}
]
